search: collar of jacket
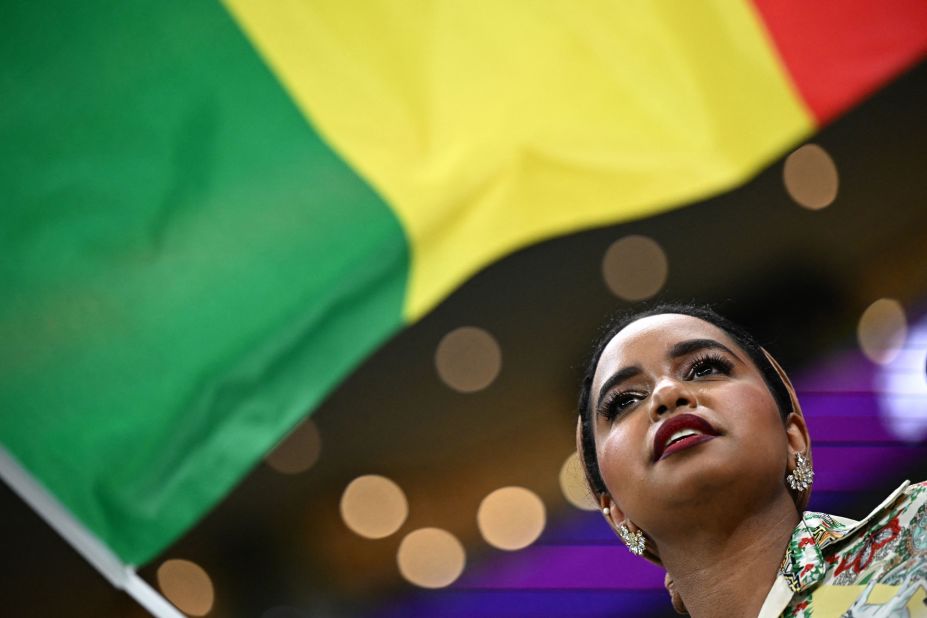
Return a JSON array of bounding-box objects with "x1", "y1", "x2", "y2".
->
[{"x1": 779, "y1": 480, "x2": 911, "y2": 593}]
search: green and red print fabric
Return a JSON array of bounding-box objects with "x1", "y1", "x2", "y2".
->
[{"x1": 779, "y1": 482, "x2": 927, "y2": 617}]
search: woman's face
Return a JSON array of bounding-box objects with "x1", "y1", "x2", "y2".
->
[{"x1": 590, "y1": 314, "x2": 795, "y2": 536}]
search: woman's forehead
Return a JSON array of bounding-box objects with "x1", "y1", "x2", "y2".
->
[{"x1": 593, "y1": 314, "x2": 739, "y2": 384}]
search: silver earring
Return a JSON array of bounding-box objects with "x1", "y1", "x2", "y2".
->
[
  {"x1": 602, "y1": 507, "x2": 610, "y2": 517},
  {"x1": 618, "y1": 523, "x2": 646, "y2": 556},
  {"x1": 786, "y1": 452, "x2": 814, "y2": 491}
]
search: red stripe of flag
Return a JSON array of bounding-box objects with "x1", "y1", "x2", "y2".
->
[{"x1": 752, "y1": 0, "x2": 927, "y2": 125}]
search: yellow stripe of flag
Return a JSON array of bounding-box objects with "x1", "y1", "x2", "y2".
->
[{"x1": 224, "y1": 0, "x2": 814, "y2": 319}]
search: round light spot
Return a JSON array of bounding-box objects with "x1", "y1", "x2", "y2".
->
[
  {"x1": 875, "y1": 315, "x2": 927, "y2": 442},
  {"x1": 601, "y1": 235, "x2": 668, "y2": 301},
  {"x1": 156, "y1": 559, "x2": 215, "y2": 617},
  {"x1": 783, "y1": 143, "x2": 839, "y2": 210},
  {"x1": 477, "y1": 486, "x2": 546, "y2": 551},
  {"x1": 559, "y1": 453, "x2": 598, "y2": 511},
  {"x1": 435, "y1": 326, "x2": 502, "y2": 393},
  {"x1": 265, "y1": 419, "x2": 322, "y2": 475},
  {"x1": 340, "y1": 475, "x2": 408, "y2": 539},
  {"x1": 397, "y1": 528, "x2": 466, "y2": 588},
  {"x1": 858, "y1": 299, "x2": 908, "y2": 365}
]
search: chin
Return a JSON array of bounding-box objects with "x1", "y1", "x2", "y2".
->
[{"x1": 652, "y1": 450, "x2": 752, "y2": 506}]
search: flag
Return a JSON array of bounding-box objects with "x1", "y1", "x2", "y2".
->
[{"x1": 1, "y1": 0, "x2": 925, "y2": 595}]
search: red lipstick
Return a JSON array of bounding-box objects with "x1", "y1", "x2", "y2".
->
[{"x1": 652, "y1": 413, "x2": 719, "y2": 462}]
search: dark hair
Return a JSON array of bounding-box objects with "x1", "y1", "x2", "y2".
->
[{"x1": 578, "y1": 303, "x2": 793, "y2": 498}]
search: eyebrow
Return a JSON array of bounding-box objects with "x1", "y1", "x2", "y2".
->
[
  {"x1": 594, "y1": 339, "x2": 740, "y2": 409},
  {"x1": 669, "y1": 338, "x2": 740, "y2": 360}
]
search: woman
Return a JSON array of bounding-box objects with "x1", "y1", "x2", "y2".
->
[{"x1": 576, "y1": 304, "x2": 927, "y2": 617}]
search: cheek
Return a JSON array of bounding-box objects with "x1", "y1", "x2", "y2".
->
[
  {"x1": 596, "y1": 423, "x2": 648, "y2": 500},
  {"x1": 719, "y1": 384, "x2": 788, "y2": 456},
  {"x1": 735, "y1": 385, "x2": 783, "y2": 429}
]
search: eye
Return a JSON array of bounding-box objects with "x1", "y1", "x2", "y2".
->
[
  {"x1": 687, "y1": 353, "x2": 733, "y2": 379},
  {"x1": 598, "y1": 390, "x2": 645, "y2": 421}
]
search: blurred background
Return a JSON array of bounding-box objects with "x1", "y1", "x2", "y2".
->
[
  {"x1": 3, "y1": 3, "x2": 927, "y2": 618},
  {"x1": 4, "y1": 59, "x2": 927, "y2": 618}
]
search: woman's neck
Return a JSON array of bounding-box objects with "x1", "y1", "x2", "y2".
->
[{"x1": 653, "y1": 493, "x2": 800, "y2": 618}]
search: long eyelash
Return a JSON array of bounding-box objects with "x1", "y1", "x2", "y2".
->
[
  {"x1": 597, "y1": 391, "x2": 617, "y2": 420},
  {"x1": 687, "y1": 352, "x2": 733, "y2": 377},
  {"x1": 597, "y1": 390, "x2": 640, "y2": 421}
]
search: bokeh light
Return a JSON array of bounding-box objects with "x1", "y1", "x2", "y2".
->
[
  {"x1": 601, "y1": 235, "x2": 668, "y2": 301},
  {"x1": 783, "y1": 143, "x2": 839, "y2": 210},
  {"x1": 156, "y1": 559, "x2": 215, "y2": 617},
  {"x1": 397, "y1": 528, "x2": 466, "y2": 588},
  {"x1": 340, "y1": 475, "x2": 408, "y2": 539},
  {"x1": 265, "y1": 419, "x2": 322, "y2": 475},
  {"x1": 858, "y1": 298, "x2": 908, "y2": 364},
  {"x1": 435, "y1": 326, "x2": 503, "y2": 393},
  {"x1": 559, "y1": 453, "x2": 598, "y2": 511},
  {"x1": 477, "y1": 486, "x2": 546, "y2": 550},
  {"x1": 875, "y1": 314, "x2": 927, "y2": 443}
]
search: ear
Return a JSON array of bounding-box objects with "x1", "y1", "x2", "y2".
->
[
  {"x1": 599, "y1": 493, "x2": 663, "y2": 565},
  {"x1": 784, "y1": 411, "x2": 811, "y2": 456},
  {"x1": 598, "y1": 493, "x2": 626, "y2": 530}
]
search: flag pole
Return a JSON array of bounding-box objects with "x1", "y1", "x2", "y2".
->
[{"x1": 0, "y1": 445, "x2": 184, "y2": 618}]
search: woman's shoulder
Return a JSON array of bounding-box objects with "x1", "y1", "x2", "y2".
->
[
  {"x1": 838, "y1": 480, "x2": 927, "y2": 536},
  {"x1": 904, "y1": 480, "x2": 927, "y2": 500},
  {"x1": 808, "y1": 480, "x2": 927, "y2": 545},
  {"x1": 876, "y1": 479, "x2": 927, "y2": 523},
  {"x1": 821, "y1": 480, "x2": 927, "y2": 586},
  {"x1": 838, "y1": 479, "x2": 927, "y2": 542},
  {"x1": 878, "y1": 479, "x2": 927, "y2": 534},
  {"x1": 780, "y1": 481, "x2": 927, "y2": 617}
]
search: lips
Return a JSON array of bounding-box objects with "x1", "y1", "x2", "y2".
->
[{"x1": 652, "y1": 413, "x2": 719, "y2": 462}]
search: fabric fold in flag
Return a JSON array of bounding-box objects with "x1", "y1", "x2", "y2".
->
[
  {"x1": 1, "y1": 0, "x2": 408, "y2": 565},
  {"x1": 225, "y1": 0, "x2": 816, "y2": 319}
]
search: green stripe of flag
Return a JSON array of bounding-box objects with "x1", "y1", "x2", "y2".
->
[{"x1": 0, "y1": 0, "x2": 408, "y2": 564}]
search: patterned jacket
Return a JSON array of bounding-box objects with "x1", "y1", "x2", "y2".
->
[{"x1": 758, "y1": 481, "x2": 927, "y2": 617}]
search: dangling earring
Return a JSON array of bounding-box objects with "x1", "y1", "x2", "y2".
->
[
  {"x1": 618, "y1": 524, "x2": 646, "y2": 556},
  {"x1": 602, "y1": 506, "x2": 646, "y2": 556},
  {"x1": 786, "y1": 452, "x2": 814, "y2": 491}
]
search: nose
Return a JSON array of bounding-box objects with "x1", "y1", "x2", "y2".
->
[{"x1": 649, "y1": 377, "x2": 697, "y2": 421}]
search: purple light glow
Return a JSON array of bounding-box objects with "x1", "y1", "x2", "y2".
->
[{"x1": 876, "y1": 316, "x2": 927, "y2": 442}]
